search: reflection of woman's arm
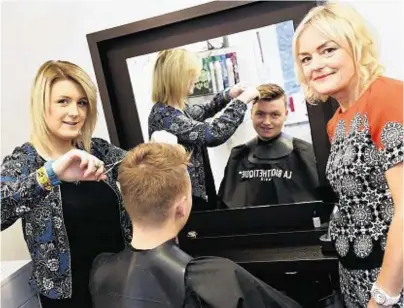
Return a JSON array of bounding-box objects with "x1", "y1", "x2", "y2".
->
[
  {"x1": 371, "y1": 164, "x2": 403, "y2": 300},
  {"x1": 156, "y1": 100, "x2": 247, "y2": 147},
  {"x1": 185, "y1": 89, "x2": 232, "y2": 121}
]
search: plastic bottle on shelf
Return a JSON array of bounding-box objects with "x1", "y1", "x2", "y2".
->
[
  {"x1": 312, "y1": 210, "x2": 322, "y2": 228},
  {"x1": 220, "y1": 55, "x2": 229, "y2": 89},
  {"x1": 226, "y1": 56, "x2": 235, "y2": 86},
  {"x1": 289, "y1": 96, "x2": 295, "y2": 112},
  {"x1": 227, "y1": 52, "x2": 240, "y2": 83},
  {"x1": 213, "y1": 56, "x2": 224, "y2": 91},
  {"x1": 208, "y1": 57, "x2": 217, "y2": 94}
]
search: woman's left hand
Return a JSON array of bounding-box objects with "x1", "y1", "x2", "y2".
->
[
  {"x1": 52, "y1": 149, "x2": 107, "y2": 182},
  {"x1": 229, "y1": 83, "x2": 249, "y2": 98},
  {"x1": 150, "y1": 130, "x2": 178, "y2": 144}
]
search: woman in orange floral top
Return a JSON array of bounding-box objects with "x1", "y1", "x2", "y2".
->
[{"x1": 293, "y1": 3, "x2": 403, "y2": 308}]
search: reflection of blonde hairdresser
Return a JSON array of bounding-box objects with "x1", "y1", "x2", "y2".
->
[
  {"x1": 293, "y1": 3, "x2": 403, "y2": 308},
  {"x1": 148, "y1": 48, "x2": 259, "y2": 211},
  {"x1": 1, "y1": 61, "x2": 131, "y2": 308}
]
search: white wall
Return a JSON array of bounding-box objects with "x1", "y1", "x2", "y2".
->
[
  {"x1": 0, "y1": 0, "x2": 212, "y2": 261},
  {"x1": 1, "y1": 0, "x2": 403, "y2": 261},
  {"x1": 334, "y1": 0, "x2": 404, "y2": 80}
]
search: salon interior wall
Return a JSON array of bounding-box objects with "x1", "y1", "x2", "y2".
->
[
  {"x1": 0, "y1": 0, "x2": 212, "y2": 261},
  {"x1": 1, "y1": 0, "x2": 403, "y2": 261}
]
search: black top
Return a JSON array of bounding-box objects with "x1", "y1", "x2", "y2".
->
[
  {"x1": 45, "y1": 181, "x2": 125, "y2": 307},
  {"x1": 90, "y1": 240, "x2": 301, "y2": 308},
  {"x1": 218, "y1": 136, "x2": 319, "y2": 208},
  {"x1": 185, "y1": 257, "x2": 301, "y2": 308}
]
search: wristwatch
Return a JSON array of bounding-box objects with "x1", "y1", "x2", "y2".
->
[{"x1": 371, "y1": 283, "x2": 401, "y2": 306}]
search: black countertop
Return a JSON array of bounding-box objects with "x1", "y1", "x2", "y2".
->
[
  {"x1": 193, "y1": 244, "x2": 338, "y2": 273},
  {"x1": 212, "y1": 244, "x2": 336, "y2": 262},
  {"x1": 180, "y1": 203, "x2": 339, "y2": 274}
]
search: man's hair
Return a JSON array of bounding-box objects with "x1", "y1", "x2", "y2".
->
[
  {"x1": 256, "y1": 83, "x2": 287, "y2": 107},
  {"x1": 118, "y1": 143, "x2": 191, "y2": 227}
]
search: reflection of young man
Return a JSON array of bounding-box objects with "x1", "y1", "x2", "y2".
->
[
  {"x1": 89, "y1": 143, "x2": 301, "y2": 308},
  {"x1": 218, "y1": 84, "x2": 319, "y2": 208}
]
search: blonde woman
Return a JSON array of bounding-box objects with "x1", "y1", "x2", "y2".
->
[
  {"x1": 293, "y1": 3, "x2": 403, "y2": 308},
  {"x1": 148, "y1": 48, "x2": 260, "y2": 211},
  {"x1": 1, "y1": 61, "x2": 131, "y2": 308}
]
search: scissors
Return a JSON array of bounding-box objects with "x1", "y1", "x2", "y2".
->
[
  {"x1": 103, "y1": 159, "x2": 123, "y2": 174},
  {"x1": 102, "y1": 131, "x2": 177, "y2": 175}
]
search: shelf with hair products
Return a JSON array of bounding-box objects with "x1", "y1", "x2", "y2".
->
[
  {"x1": 189, "y1": 47, "x2": 240, "y2": 98},
  {"x1": 187, "y1": 27, "x2": 310, "y2": 130}
]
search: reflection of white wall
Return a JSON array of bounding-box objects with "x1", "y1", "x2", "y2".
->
[
  {"x1": 333, "y1": 0, "x2": 404, "y2": 81},
  {"x1": 257, "y1": 25, "x2": 284, "y2": 86},
  {"x1": 127, "y1": 54, "x2": 158, "y2": 142}
]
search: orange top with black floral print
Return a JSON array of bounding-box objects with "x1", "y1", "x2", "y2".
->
[{"x1": 326, "y1": 76, "x2": 403, "y2": 269}]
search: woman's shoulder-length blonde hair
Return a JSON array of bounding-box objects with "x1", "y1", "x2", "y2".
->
[
  {"x1": 152, "y1": 48, "x2": 201, "y2": 109},
  {"x1": 30, "y1": 60, "x2": 98, "y2": 152},
  {"x1": 292, "y1": 3, "x2": 384, "y2": 103}
]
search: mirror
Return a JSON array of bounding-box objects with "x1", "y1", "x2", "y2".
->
[{"x1": 126, "y1": 19, "x2": 320, "y2": 210}]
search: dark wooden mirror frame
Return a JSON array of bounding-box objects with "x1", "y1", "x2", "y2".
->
[{"x1": 86, "y1": 0, "x2": 338, "y2": 194}]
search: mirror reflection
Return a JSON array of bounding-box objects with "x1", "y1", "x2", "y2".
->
[{"x1": 127, "y1": 20, "x2": 319, "y2": 211}]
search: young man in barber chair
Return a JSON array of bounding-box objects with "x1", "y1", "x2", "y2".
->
[
  {"x1": 217, "y1": 83, "x2": 319, "y2": 208},
  {"x1": 89, "y1": 142, "x2": 300, "y2": 308}
]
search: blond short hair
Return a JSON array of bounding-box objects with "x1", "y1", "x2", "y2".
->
[
  {"x1": 256, "y1": 83, "x2": 287, "y2": 107},
  {"x1": 152, "y1": 48, "x2": 202, "y2": 109},
  {"x1": 30, "y1": 60, "x2": 98, "y2": 152},
  {"x1": 118, "y1": 143, "x2": 191, "y2": 227},
  {"x1": 293, "y1": 3, "x2": 384, "y2": 103}
]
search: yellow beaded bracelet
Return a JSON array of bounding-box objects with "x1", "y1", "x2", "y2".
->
[{"x1": 36, "y1": 167, "x2": 52, "y2": 191}]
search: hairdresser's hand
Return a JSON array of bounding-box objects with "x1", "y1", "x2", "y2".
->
[
  {"x1": 236, "y1": 87, "x2": 260, "y2": 104},
  {"x1": 52, "y1": 149, "x2": 107, "y2": 182},
  {"x1": 150, "y1": 130, "x2": 178, "y2": 144},
  {"x1": 229, "y1": 82, "x2": 249, "y2": 98},
  {"x1": 367, "y1": 298, "x2": 378, "y2": 308}
]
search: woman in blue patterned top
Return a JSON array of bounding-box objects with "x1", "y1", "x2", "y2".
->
[
  {"x1": 148, "y1": 48, "x2": 260, "y2": 211},
  {"x1": 1, "y1": 61, "x2": 131, "y2": 308}
]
